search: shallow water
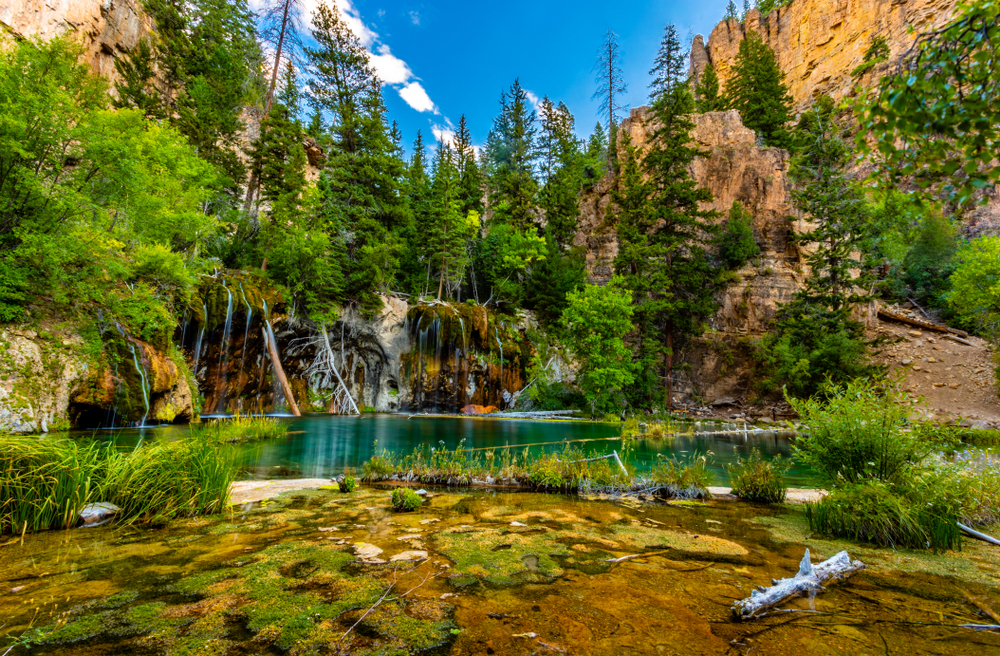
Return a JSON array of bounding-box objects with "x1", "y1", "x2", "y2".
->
[
  {"x1": 92, "y1": 414, "x2": 815, "y2": 485},
  {"x1": 1, "y1": 487, "x2": 998, "y2": 655}
]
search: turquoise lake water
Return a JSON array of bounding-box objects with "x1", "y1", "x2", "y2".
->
[{"x1": 99, "y1": 414, "x2": 815, "y2": 486}]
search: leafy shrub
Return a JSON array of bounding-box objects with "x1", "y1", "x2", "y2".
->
[
  {"x1": 726, "y1": 448, "x2": 789, "y2": 503},
  {"x1": 649, "y1": 452, "x2": 714, "y2": 499},
  {"x1": 806, "y1": 481, "x2": 961, "y2": 551},
  {"x1": 339, "y1": 473, "x2": 357, "y2": 493},
  {"x1": 390, "y1": 488, "x2": 422, "y2": 512},
  {"x1": 718, "y1": 201, "x2": 760, "y2": 270},
  {"x1": 789, "y1": 378, "x2": 927, "y2": 485}
]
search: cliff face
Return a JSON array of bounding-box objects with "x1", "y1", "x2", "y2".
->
[
  {"x1": 0, "y1": 0, "x2": 152, "y2": 86},
  {"x1": 690, "y1": 0, "x2": 959, "y2": 113}
]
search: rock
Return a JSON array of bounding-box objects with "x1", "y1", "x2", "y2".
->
[
  {"x1": 510, "y1": 521, "x2": 528, "y2": 527},
  {"x1": 901, "y1": 359, "x2": 913, "y2": 365},
  {"x1": 909, "y1": 331, "x2": 924, "y2": 338},
  {"x1": 709, "y1": 397, "x2": 738, "y2": 407},
  {"x1": 389, "y1": 550, "x2": 428, "y2": 562},
  {"x1": 414, "y1": 489, "x2": 428, "y2": 496},
  {"x1": 79, "y1": 502, "x2": 119, "y2": 527},
  {"x1": 353, "y1": 543, "x2": 385, "y2": 563},
  {"x1": 692, "y1": 0, "x2": 961, "y2": 115}
]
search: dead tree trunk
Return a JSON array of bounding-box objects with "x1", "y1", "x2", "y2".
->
[
  {"x1": 732, "y1": 549, "x2": 865, "y2": 620},
  {"x1": 262, "y1": 325, "x2": 301, "y2": 416}
]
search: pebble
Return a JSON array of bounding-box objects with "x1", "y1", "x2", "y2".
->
[
  {"x1": 389, "y1": 550, "x2": 428, "y2": 562},
  {"x1": 510, "y1": 521, "x2": 528, "y2": 527}
]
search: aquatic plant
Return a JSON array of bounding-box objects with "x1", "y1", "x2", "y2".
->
[
  {"x1": 339, "y1": 471, "x2": 358, "y2": 493},
  {"x1": 726, "y1": 448, "x2": 789, "y2": 503},
  {"x1": 0, "y1": 435, "x2": 239, "y2": 534},
  {"x1": 193, "y1": 413, "x2": 288, "y2": 443},
  {"x1": 648, "y1": 452, "x2": 714, "y2": 500},
  {"x1": 391, "y1": 487, "x2": 423, "y2": 512}
]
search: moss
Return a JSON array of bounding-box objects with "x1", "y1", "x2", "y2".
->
[
  {"x1": 433, "y1": 526, "x2": 568, "y2": 584},
  {"x1": 37, "y1": 613, "x2": 105, "y2": 643}
]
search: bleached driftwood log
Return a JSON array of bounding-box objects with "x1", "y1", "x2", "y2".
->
[{"x1": 732, "y1": 549, "x2": 866, "y2": 620}]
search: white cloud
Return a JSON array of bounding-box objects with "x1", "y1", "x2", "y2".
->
[
  {"x1": 524, "y1": 90, "x2": 540, "y2": 110},
  {"x1": 369, "y1": 44, "x2": 412, "y2": 85},
  {"x1": 409, "y1": 11, "x2": 421, "y2": 25},
  {"x1": 377, "y1": 9, "x2": 385, "y2": 18},
  {"x1": 399, "y1": 81, "x2": 437, "y2": 113},
  {"x1": 431, "y1": 124, "x2": 456, "y2": 146}
]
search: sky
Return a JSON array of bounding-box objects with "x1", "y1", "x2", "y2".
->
[{"x1": 270, "y1": 0, "x2": 732, "y2": 153}]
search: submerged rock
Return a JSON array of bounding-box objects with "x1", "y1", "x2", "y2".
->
[{"x1": 79, "y1": 502, "x2": 119, "y2": 527}]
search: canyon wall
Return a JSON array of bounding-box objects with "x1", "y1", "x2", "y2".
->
[
  {"x1": 690, "y1": 0, "x2": 959, "y2": 114},
  {"x1": 0, "y1": 0, "x2": 153, "y2": 86}
]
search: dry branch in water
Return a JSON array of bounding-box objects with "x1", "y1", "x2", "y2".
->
[{"x1": 732, "y1": 549, "x2": 865, "y2": 620}]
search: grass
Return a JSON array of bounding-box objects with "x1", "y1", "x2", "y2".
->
[
  {"x1": 360, "y1": 439, "x2": 715, "y2": 499},
  {"x1": 620, "y1": 417, "x2": 678, "y2": 441},
  {"x1": 192, "y1": 413, "x2": 288, "y2": 443},
  {"x1": 0, "y1": 435, "x2": 239, "y2": 534},
  {"x1": 726, "y1": 448, "x2": 789, "y2": 503}
]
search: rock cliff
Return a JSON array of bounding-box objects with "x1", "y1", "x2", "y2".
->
[
  {"x1": 1, "y1": 0, "x2": 153, "y2": 87},
  {"x1": 690, "y1": 0, "x2": 959, "y2": 114}
]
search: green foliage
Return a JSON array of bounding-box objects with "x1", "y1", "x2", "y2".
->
[
  {"x1": 193, "y1": 414, "x2": 288, "y2": 443},
  {"x1": 562, "y1": 276, "x2": 636, "y2": 415},
  {"x1": 947, "y1": 236, "x2": 1000, "y2": 338},
  {"x1": 856, "y1": 0, "x2": 1000, "y2": 206},
  {"x1": 789, "y1": 379, "x2": 926, "y2": 486},
  {"x1": 538, "y1": 98, "x2": 583, "y2": 248},
  {"x1": 391, "y1": 487, "x2": 423, "y2": 512},
  {"x1": 726, "y1": 448, "x2": 788, "y2": 503},
  {"x1": 649, "y1": 452, "x2": 714, "y2": 499},
  {"x1": 0, "y1": 435, "x2": 238, "y2": 534},
  {"x1": 339, "y1": 473, "x2": 358, "y2": 493},
  {"x1": 722, "y1": 31, "x2": 793, "y2": 148},
  {"x1": 694, "y1": 64, "x2": 723, "y2": 112},
  {"x1": 523, "y1": 238, "x2": 586, "y2": 326},
  {"x1": 718, "y1": 201, "x2": 759, "y2": 269},
  {"x1": 851, "y1": 35, "x2": 890, "y2": 79},
  {"x1": 472, "y1": 222, "x2": 547, "y2": 307},
  {"x1": 485, "y1": 79, "x2": 539, "y2": 232},
  {"x1": 902, "y1": 210, "x2": 957, "y2": 308},
  {"x1": 582, "y1": 122, "x2": 608, "y2": 183}
]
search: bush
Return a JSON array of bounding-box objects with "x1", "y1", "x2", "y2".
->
[
  {"x1": 649, "y1": 452, "x2": 714, "y2": 499},
  {"x1": 789, "y1": 378, "x2": 927, "y2": 485},
  {"x1": 339, "y1": 473, "x2": 357, "y2": 493},
  {"x1": 390, "y1": 488, "x2": 422, "y2": 512},
  {"x1": 194, "y1": 414, "x2": 288, "y2": 443},
  {"x1": 726, "y1": 448, "x2": 789, "y2": 503},
  {"x1": 807, "y1": 481, "x2": 961, "y2": 551},
  {"x1": 718, "y1": 201, "x2": 760, "y2": 270}
]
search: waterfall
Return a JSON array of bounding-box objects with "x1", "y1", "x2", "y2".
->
[
  {"x1": 126, "y1": 341, "x2": 150, "y2": 426},
  {"x1": 215, "y1": 279, "x2": 235, "y2": 413},
  {"x1": 494, "y1": 325, "x2": 503, "y2": 401},
  {"x1": 432, "y1": 318, "x2": 443, "y2": 412},
  {"x1": 237, "y1": 282, "x2": 253, "y2": 385},
  {"x1": 192, "y1": 301, "x2": 207, "y2": 374}
]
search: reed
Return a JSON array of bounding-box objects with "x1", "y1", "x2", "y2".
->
[
  {"x1": 726, "y1": 448, "x2": 789, "y2": 503},
  {"x1": 192, "y1": 413, "x2": 288, "y2": 444},
  {"x1": 0, "y1": 435, "x2": 239, "y2": 534}
]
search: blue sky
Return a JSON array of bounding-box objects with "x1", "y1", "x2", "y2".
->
[{"x1": 287, "y1": 0, "x2": 731, "y2": 153}]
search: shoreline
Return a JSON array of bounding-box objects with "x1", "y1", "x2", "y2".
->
[{"x1": 228, "y1": 478, "x2": 826, "y2": 506}]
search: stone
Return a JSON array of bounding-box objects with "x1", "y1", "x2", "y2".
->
[
  {"x1": 79, "y1": 502, "x2": 119, "y2": 527},
  {"x1": 909, "y1": 331, "x2": 924, "y2": 338},
  {"x1": 901, "y1": 359, "x2": 913, "y2": 365},
  {"x1": 389, "y1": 550, "x2": 428, "y2": 562},
  {"x1": 353, "y1": 543, "x2": 385, "y2": 563}
]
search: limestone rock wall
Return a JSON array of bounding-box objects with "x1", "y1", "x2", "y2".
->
[
  {"x1": 690, "y1": 0, "x2": 959, "y2": 114},
  {"x1": 1, "y1": 0, "x2": 154, "y2": 87}
]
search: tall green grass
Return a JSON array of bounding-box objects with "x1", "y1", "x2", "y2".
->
[
  {"x1": 726, "y1": 448, "x2": 789, "y2": 503},
  {"x1": 0, "y1": 435, "x2": 239, "y2": 534},
  {"x1": 192, "y1": 413, "x2": 288, "y2": 443}
]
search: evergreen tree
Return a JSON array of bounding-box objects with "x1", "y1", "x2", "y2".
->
[
  {"x1": 403, "y1": 130, "x2": 432, "y2": 295},
  {"x1": 725, "y1": 1, "x2": 739, "y2": 20},
  {"x1": 485, "y1": 79, "x2": 539, "y2": 231},
  {"x1": 649, "y1": 24, "x2": 686, "y2": 101},
  {"x1": 453, "y1": 115, "x2": 484, "y2": 216},
  {"x1": 277, "y1": 60, "x2": 301, "y2": 123},
  {"x1": 427, "y1": 142, "x2": 478, "y2": 299},
  {"x1": 592, "y1": 29, "x2": 628, "y2": 152},
  {"x1": 694, "y1": 64, "x2": 722, "y2": 112},
  {"x1": 718, "y1": 201, "x2": 759, "y2": 269},
  {"x1": 307, "y1": 1, "x2": 406, "y2": 311},
  {"x1": 113, "y1": 39, "x2": 162, "y2": 119},
  {"x1": 524, "y1": 237, "x2": 587, "y2": 326},
  {"x1": 760, "y1": 96, "x2": 874, "y2": 397},
  {"x1": 742, "y1": 0, "x2": 752, "y2": 19},
  {"x1": 615, "y1": 34, "x2": 720, "y2": 408},
  {"x1": 583, "y1": 122, "x2": 608, "y2": 182},
  {"x1": 722, "y1": 31, "x2": 793, "y2": 148},
  {"x1": 538, "y1": 97, "x2": 582, "y2": 248}
]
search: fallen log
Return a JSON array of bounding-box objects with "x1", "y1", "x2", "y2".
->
[
  {"x1": 877, "y1": 308, "x2": 969, "y2": 338},
  {"x1": 262, "y1": 325, "x2": 301, "y2": 417},
  {"x1": 732, "y1": 549, "x2": 865, "y2": 620},
  {"x1": 959, "y1": 523, "x2": 1000, "y2": 547}
]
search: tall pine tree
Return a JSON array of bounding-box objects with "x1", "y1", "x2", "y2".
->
[
  {"x1": 485, "y1": 79, "x2": 539, "y2": 231},
  {"x1": 538, "y1": 97, "x2": 583, "y2": 248},
  {"x1": 722, "y1": 31, "x2": 793, "y2": 148},
  {"x1": 694, "y1": 64, "x2": 722, "y2": 112}
]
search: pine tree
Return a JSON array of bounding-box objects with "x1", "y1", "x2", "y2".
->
[
  {"x1": 725, "y1": 0, "x2": 739, "y2": 20},
  {"x1": 592, "y1": 29, "x2": 628, "y2": 149},
  {"x1": 649, "y1": 24, "x2": 686, "y2": 102},
  {"x1": 694, "y1": 64, "x2": 722, "y2": 112},
  {"x1": 485, "y1": 79, "x2": 539, "y2": 231},
  {"x1": 307, "y1": 1, "x2": 405, "y2": 311},
  {"x1": 277, "y1": 60, "x2": 301, "y2": 122},
  {"x1": 113, "y1": 39, "x2": 162, "y2": 119},
  {"x1": 583, "y1": 122, "x2": 608, "y2": 182},
  {"x1": 615, "y1": 32, "x2": 720, "y2": 409},
  {"x1": 427, "y1": 141, "x2": 478, "y2": 300},
  {"x1": 742, "y1": 0, "x2": 752, "y2": 19},
  {"x1": 453, "y1": 115, "x2": 484, "y2": 216},
  {"x1": 538, "y1": 98, "x2": 582, "y2": 248},
  {"x1": 722, "y1": 31, "x2": 793, "y2": 148}
]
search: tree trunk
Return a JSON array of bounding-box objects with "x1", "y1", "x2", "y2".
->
[
  {"x1": 262, "y1": 325, "x2": 301, "y2": 416},
  {"x1": 437, "y1": 259, "x2": 446, "y2": 300}
]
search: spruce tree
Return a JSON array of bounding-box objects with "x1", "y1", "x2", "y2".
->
[
  {"x1": 307, "y1": 1, "x2": 405, "y2": 311},
  {"x1": 538, "y1": 97, "x2": 583, "y2": 248},
  {"x1": 428, "y1": 141, "x2": 477, "y2": 300},
  {"x1": 722, "y1": 31, "x2": 793, "y2": 148},
  {"x1": 583, "y1": 122, "x2": 608, "y2": 181},
  {"x1": 592, "y1": 29, "x2": 628, "y2": 160},
  {"x1": 485, "y1": 79, "x2": 539, "y2": 231},
  {"x1": 453, "y1": 115, "x2": 484, "y2": 216},
  {"x1": 277, "y1": 60, "x2": 301, "y2": 123},
  {"x1": 694, "y1": 64, "x2": 722, "y2": 112},
  {"x1": 113, "y1": 39, "x2": 162, "y2": 119},
  {"x1": 725, "y1": 0, "x2": 739, "y2": 20},
  {"x1": 649, "y1": 25, "x2": 686, "y2": 102}
]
